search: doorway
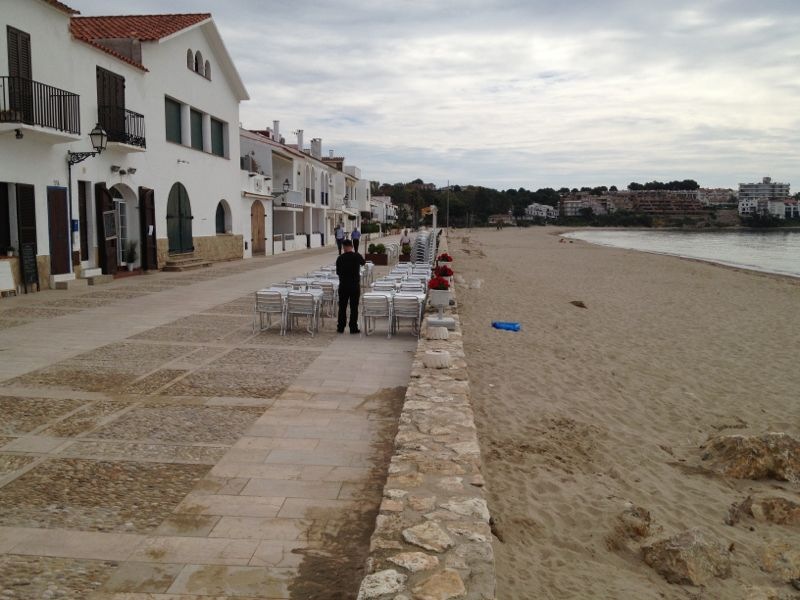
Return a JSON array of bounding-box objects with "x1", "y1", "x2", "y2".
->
[
  {"x1": 47, "y1": 187, "x2": 70, "y2": 275},
  {"x1": 251, "y1": 200, "x2": 265, "y2": 255},
  {"x1": 167, "y1": 182, "x2": 193, "y2": 254}
]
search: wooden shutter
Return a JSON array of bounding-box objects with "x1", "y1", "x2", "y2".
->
[
  {"x1": 7, "y1": 26, "x2": 32, "y2": 79},
  {"x1": 16, "y1": 184, "x2": 36, "y2": 251}
]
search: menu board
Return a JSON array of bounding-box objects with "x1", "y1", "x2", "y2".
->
[{"x1": 20, "y1": 242, "x2": 39, "y2": 293}]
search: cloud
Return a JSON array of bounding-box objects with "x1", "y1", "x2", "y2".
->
[{"x1": 70, "y1": 0, "x2": 800, "y2": 189}]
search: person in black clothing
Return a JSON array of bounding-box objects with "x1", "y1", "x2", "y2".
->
[{"x1": 336, "y1": 239, "x2": 366, "y2": 333}]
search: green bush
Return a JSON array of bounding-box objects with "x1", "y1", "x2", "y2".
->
[
  {"x1": 401, "y1": 243, "x2": 412, "y2": 255},
  {"x1": 375, "y1": 243, "x2": 386, "y2": 254},
  {"x1": 367, "y1": 243, "x2": 377, "y2": 254}
]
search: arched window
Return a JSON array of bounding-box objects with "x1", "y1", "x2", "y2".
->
[
  {"x1": 215, "y1": 200, "x2": 230, "y2": 234},
  {"x1": 204, "y1": 60, "x2": 211, "y2": 80},
  {"x1": 187, "y1": 49, "x2": 193, "y2": 69},
  {"x1": 194, "y1": 50, "x2": 204, "y2": 75}
]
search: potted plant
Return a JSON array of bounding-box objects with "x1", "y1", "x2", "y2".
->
[
  {"x1": 437, "y1": 252, "x2": 453, "y2": 263},
  {"x1": 399, "y1": 243, "x2": 412, "y2": 262},
  {"x1": 427, "y1": 275, "x2": 451, "y2": 318},
  {"x1": 434, "y1": 264, "x2": 453, "y2": 278},
  {"x1": 125, "y1": 240, "x2": 138, "y2": 271},
  {"x1": 365, "y1": 242, "x2": 388, "y2": 266}
]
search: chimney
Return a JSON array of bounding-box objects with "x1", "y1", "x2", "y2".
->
[
  {"x1": 329, "y1": 149, "x2": 334, "y2": 158},
  {"x1": 311, "y1": 138, "x2": 322, "y2": 159},
  {"x1": 296, "y1": 129, "x2": 304, "y2": 152},
  {"x1": 273, "y1": 120, "x2": 280, "y2": 141}
]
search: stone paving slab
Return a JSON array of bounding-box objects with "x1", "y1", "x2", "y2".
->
[{"x1": 0, "y1": 239, "x2": 416, "y2": 598}]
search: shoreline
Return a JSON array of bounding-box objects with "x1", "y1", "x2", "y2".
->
[{"x1": 559, "y1": 228, "x2": 800, "y2": 283}]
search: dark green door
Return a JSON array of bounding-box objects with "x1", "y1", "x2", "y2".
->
[{"x1": 166, "y1": 182, "x2": 193, "y2": 254}]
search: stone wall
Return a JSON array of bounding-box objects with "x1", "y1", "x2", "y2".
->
[
  {"x1": 156, "y1": 234, "x2": 243, "y2": 266},
  {"x1": 357, "y1": 240, "x2": 496, "y2": 600}
]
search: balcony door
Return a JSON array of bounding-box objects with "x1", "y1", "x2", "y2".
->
[
  {"x1": 97, "y1": 67, "x2": 125, "y2": 143},
  {"x1": 7, "y1": 26, "x2": 33, "y2": 123}
]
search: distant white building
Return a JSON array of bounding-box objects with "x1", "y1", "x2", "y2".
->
[
  {"x1": 738, "y1": 177, "x2": 790, "y2": 216},
  {"x1": 698, "y1": 188, "x2": 736, "y2": 206},
  {"x1": 525, "y1": 202, "x2": 558, "y2": 219},
  {"x1": 370, "y1": 195, "x2": 397, "y2": 223}
]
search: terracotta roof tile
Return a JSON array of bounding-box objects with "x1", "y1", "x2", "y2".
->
[
  {"x1": 43, "y1": 0, "x2": 79, "y2": 15},
  {"x1": 70, "y1": 13, "x2": 211, "y2": 42}
]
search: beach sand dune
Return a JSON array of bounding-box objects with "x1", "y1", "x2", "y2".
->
[{"x1": 453, "y1": 228, "x2": 800, "y2": 599}]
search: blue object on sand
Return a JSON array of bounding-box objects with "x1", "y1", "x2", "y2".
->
[{"x1": 491, "y1": 321, "x2": 521, "y2": 331}]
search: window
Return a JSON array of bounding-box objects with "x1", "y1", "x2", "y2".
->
[
  {"x1": 165, "y1": 97, "x2": 181, "y2": 143},
  {"x1": 210, "y1": 118, "x2": 224, "y2": 157},
  {"x1": 186, "y1": 49, "x2": 193, "y2": 69},
  {"x1": 194, "y1": 51, "x2": 204, "y2": 75},
  {"x1": 190, "y1": 109, "x2": 203, "y2": 150},
  {"x1": 204, "y1": 60, "x2": 211, "y2": 80}
]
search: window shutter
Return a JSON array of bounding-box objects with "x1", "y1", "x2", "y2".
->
[{"x1": 7, "y1": 26, "x2": 32, "y2": 79}]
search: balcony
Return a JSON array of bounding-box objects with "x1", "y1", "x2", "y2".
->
[
  {"x1": 99, "y1": 105, "x2": 146, "y2": 151},
  {"x1": 0, "y1": 76, "x2": 80, "y2": 142}
]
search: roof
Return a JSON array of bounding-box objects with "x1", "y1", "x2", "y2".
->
[
  {"x1": 69, "y1": 14, "x2": 248, "y2": 100},
  {"x1": 70, "y1": 14, "x2": 211, "y2": 42},
  {"x1": 42, "y1": 0, "x2": 79, "y2": 15}
]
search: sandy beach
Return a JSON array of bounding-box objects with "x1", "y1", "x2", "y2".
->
[{"x1": 452, "y1": 227, "x2": 800, "y2": 599}]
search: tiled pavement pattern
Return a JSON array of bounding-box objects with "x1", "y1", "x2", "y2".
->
[{"x1": 0, "y1": 243, "x2": 415, "y2": 599}]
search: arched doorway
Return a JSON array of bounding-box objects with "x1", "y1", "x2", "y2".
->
[
  {"x1": 167, "y1": 182, "x2": 193, "y2": 254},
  {"x1": 251, "y1": 200, "x2": 265, "y2": 255}
]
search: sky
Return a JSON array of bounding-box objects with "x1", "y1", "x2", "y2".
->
[{"x1": 70, "y1": 1, "x2": 800, "y2": 191}]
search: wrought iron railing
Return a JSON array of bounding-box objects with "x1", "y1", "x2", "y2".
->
[
  {"x1": 0, "y1": 76, "x2": 80, "y2": 134},
  {"x1": 98, "y1": 105, "x2": 146, "y2": 148}
]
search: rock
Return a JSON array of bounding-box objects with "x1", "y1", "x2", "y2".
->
[
  {"x1": 749, "y1": 496, "x2": 800, "y2": 526},
  {"x1": 607, "y1": 504, "x2": 655, "y2": 551},
  {"x1": 381, "y1": 499, "x2": 405, "y2": 512},
  {"x1": 642, "y1": 529, "x2": 731, "y2": 585},
  {"x1": 357, "y1": 569, "x2": 407, "y2": 600},
  {"x1": 439, "y1": 497, "x2": 490, "y2": 521},
  {"x1": 761, "y1": 543, "x2": 800, "y2": 583},
  {"x1": 746, "y1": 586, "x2": 799, "y2": 600},
  {"x1": 408, "y1": 495, "x2": 437, "y2": 512},
  {"x1": 701, "y1": 433, "x2": 800, "y2": 483},
  {"x1": 411, "y1": 569, "x2": 466, "y2": 600},
  {"x1": 388, "y1": 551, "x2": 439, "y2": 572},
  {"x1": 402, "y1": 522, "x2": 455, "y2": 553}
]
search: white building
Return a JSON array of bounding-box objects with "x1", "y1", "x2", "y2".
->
[
  {"x1": 738, "y1": 177, "x2": 790, "y2": 216},
  {"x1": 524, "y1": 202, "x2": 558, "y2": 220},
  {"x1": 241, "y1": 124, "x2": 373, "y2": 254},
  {"x1": 1, "y1": 0, "x2": 248, "y2": 289},
  {"x1": 370, "y1": 195, "x2": 397, "y2": 224}
]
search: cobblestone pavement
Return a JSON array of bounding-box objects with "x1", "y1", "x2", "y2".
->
[{"x1": 0, "y1": 244, "x2": 415, "y2": 599}]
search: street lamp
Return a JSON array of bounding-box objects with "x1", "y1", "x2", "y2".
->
[{"x1": 67, "y1": 123, "x2": 108, "y2": 166}]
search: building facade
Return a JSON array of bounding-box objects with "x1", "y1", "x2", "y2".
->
[
  {"x1": 738, "y1": 177, "x2": 791, "y2": 217},
  {"x1": 1, "y1": 0, "x2": 249, "y2": 289}
]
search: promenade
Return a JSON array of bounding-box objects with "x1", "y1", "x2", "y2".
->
[{"x1": 0, "y1": 241, "x2": 415, "y2": 599}]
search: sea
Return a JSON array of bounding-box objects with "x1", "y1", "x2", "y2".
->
[{"x1": 562, "y1": 229, "x2": 800, "y2": 279}]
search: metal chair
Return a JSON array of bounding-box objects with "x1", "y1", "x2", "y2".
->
[
  {"x1": 393, "y1": 293, "x2": 424, "y2": 338},
  {"x1": 316, "y1": 281, "x2": 338, "y2": 318},
  {"x1": 372, "y1": 281, "x2": 397, "y2": 292},
  {"x1": 399, "y1": 281, "x2": 425, "y2": 293},
  {"x1": 286, "y1": 291, "x2": 318, "y2": 336},
  {"x1": 253, "y1": 290, "x2": 285, "y2": 335},
  {"x1": 361, "y1": 293, "x2": 393, "y2": 338}
]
